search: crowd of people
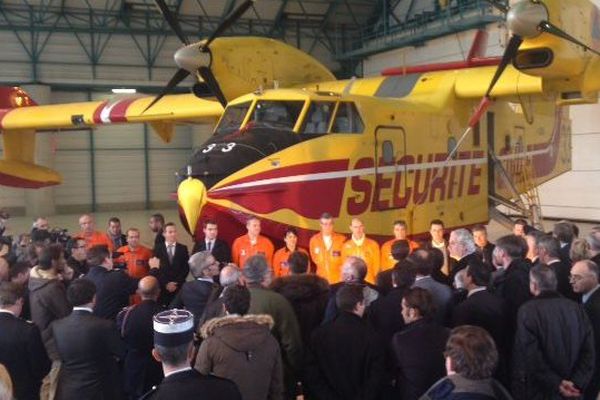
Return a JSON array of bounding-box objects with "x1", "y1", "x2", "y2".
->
[{"x1": 0, "y1": 211, "x2": 599, "y2": 400}]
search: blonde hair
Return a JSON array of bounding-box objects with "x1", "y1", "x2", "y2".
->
[
  {"x1": 570, "y1": 238, "x2": 591, "y2": 263},
  {"x1": 0, "y1": 364, "x2": 13, "y2": 400}
]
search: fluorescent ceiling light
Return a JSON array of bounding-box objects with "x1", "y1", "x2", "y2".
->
[{"x1": 111, "y1": 88, "x2": 137, "y2": 94}]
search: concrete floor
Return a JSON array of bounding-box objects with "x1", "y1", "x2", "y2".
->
[{"x1": 3, "y1": 207, "x2": 599, "y2": 248}]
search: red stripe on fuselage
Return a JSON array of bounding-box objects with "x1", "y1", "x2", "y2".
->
[
  {"x1": 0, "y1": 172, "x2": 58, "y2": 188},
  {"x1": 108, "y1": 98, "x2": 137, "y2": 123},
  {"x1": 92, "y1": 101, "x2": 108, "y2": 124}
]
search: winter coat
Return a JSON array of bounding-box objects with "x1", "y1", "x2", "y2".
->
[
  {"x1": 28, "y1": 266, "x2": 71, "y2": 360},
  {"x1": 195, "y1": 314, "x2": 283, "y2": 400},
  {"x1": 270, "y1": 273, "x2": 330, "y2": 346},
  {"x1": 420, "y1": 374, "x2": 513, "y2": 400},
  {"x1": 512, "y1": 291, "x2": 595, "y2": 400}
]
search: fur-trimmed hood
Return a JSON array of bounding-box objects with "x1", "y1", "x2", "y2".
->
[
  {"x1": 270, "y1": 274, "x2": 330, "y2": 302},
  {"x1": 200, "y1": 314, "x2": 275, "y2": 353}
]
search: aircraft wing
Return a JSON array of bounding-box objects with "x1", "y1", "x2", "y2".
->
[
  {"x1": 0, "y1": 93, "x2": 224, "y2": 138},
  {"x1": 454, "y1": 65, "x2": 543, "y2": 99}
]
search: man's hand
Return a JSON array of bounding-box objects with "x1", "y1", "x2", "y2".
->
[
  {"x1": 559, "y1": 380, "x2": 581, "y2": 397},
  {"x1": 166, "y1": 282, "x2": 178, "y2": 292},
  {"x1": 149, "y1": 257, "x2": 160, "y2": 269}
]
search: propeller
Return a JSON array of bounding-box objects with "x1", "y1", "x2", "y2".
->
[{"x1": 144, "y1": 0, "x2": 255, "y2": 112}]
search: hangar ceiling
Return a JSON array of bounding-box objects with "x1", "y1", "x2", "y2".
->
[{"x1": 0, "y1": 0, "x2": 501, "y2": 90}]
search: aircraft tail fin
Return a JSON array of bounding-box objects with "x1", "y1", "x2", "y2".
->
[{"x1": 0, "y1": 87, "x2": 62, "y2": 188}]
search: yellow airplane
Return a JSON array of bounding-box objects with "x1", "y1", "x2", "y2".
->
[{"x1": 0, "y1": 0, "x2": 599, "y2": 246}]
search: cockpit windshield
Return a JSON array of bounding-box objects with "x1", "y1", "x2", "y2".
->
[
  {"x1": 249, "y1": 100, "x2": 305, "y2": 131},
  {"x1": 214, "y1": 101, "x2": 252, "y2": 136}
]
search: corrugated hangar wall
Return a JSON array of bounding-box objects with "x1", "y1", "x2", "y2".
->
[{"x1": 362, "y1": 23, "x2": 600, "y2": 223}]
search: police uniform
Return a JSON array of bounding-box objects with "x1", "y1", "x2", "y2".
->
[{"x1": 141, "y1": 310, "x2": 242, "y2": 400}]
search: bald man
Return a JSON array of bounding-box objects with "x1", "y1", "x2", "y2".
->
[
  {"x1": 78, "y1": 214, "x2": 113, "y2": 252},
  {"x1": 117, "y1": 276, "x2": 165, "y2": 399},
  {"x1": 341, "y1": 218, "x2": 381, "y2": 284}
]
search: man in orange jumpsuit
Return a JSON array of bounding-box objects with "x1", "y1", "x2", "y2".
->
[
  {"x1": 116, "y1": 228, "x2": 153, "y2": 279},
  {"x1": 78, "y1": 214, "x2": 113, "y2": 252},
  {"x1": 231, "y1": 216, "x2": 274, "y2": 268},
  {"x1": 380, "y1": 220, "x2": 419, "y2": 271},
  {"x1": 341, "y1": 218, "x2": 380, "y2": 284},
  {"x1": 309, "y1": 212, "x2": 346, "y2": 284},
  {"x1": 272, "y1": 227, "x2": 309, "y2": 277}
]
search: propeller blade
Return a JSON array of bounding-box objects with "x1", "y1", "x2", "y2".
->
[
  {"x1": 198, "y1": 66, "x2": 228, "y2": 107},
  {"x1": 153, "y1": 0, "x2": 189, "y2": 45},
  {"x1": 203, "y1": 0, "x2": 255, "y2": 49},
  {"x1": 483, "y1": 0, "x2": 509, "y2": 14},
  {"x1": 485, "y1": 34, "x2": 523, "y2": 98},
  {"x1": 143, "y1": 68, "x2": 190, "y2": 113},
  {"x1": 538, "y1": 20, "x2": 600, "y2": 57}
]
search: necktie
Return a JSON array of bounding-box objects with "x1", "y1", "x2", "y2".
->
[
  {"x1": 207, "y1": 241, "x2": 212, "y2": 252},
  {"x1": 168, "y1": 244, "x2": 175, "y2": 263}
]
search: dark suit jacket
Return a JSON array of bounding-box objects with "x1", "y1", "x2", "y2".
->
[
  {"x1": 192, "y1": 238, "x2": 232, "y2": 265},
  {"x1": 548, "y1": 259, "x2": 579, "y2": 301},
  {"x1": 117, "y1": 300, "x2": 165, "y2": 399},
  {"x1": 0, "y1": 312, "x2": 51, "y2": 400},
  {"x1": 154, "y1": 242, "x2": 189, "y2": 304},
  {"x1": 145, "y1": 369, "x2": 241, "y2": 400},
  {"x1": 491, "y1": 258, "x2": 531, "y2": 331},
  {"x1": 170, "y1": 279, "x2": 216, "y2": 329},
  {"x1": 391, "y1": 318, "x2": 449, "y2": 400},
  {"x1": 152, "y1": 232, "x2": 165, "y2": 253},
  {"x1": 476, "y1": 242, "x2": 496, "y2": 268},
  {"x1": 53, "y1": 309, "x2": 126, "y2": 400},
  {"x1": 584, "y1": 288, "x2": 600, "y2": 399},
  {"x1": 84, "y1": 266, "x2": 140, "y2": 320}
]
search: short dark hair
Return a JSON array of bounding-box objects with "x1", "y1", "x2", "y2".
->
[
  {"x1": 67, "y1": 279, "x2": 96, "y2": 307},
  {"x1": 284, "y1": 226, "x2": 298, "y2": 238},
  {"x1": 407, "y1": 248, "x2": 434, "y2": 276},
  {"x1": 154, "y1": 342, "x2": 190, "y2": 366},
  {"x1": 495, "y1": 235, "x2": 527, "y2": 259},
  {"x1": 163, "y1": 222, "x2": 176, "y2": 232},
  {"x1": 86, "y1": 245, "x2": 110, "y2": 266},
  {"x1": 471, "y1": 224, "x2": 487, "y2": 234},
  {"x1": 223, "y1": 284, "x2": 251, "y2": 315},
  {"x1": 391, "y1": 240, "x2": 410, "y2": 261},
  {"x1": 445, "y1": 325, "x2": 498, "y2": 380},
  {"x1": 151, "y1": 213, "x2": 165, "y2": 225},
  {"x1": 514, "y1": 218, "x2": 528, "y2": 227},
  {"x1": 537, "y1": 234, "x2": 561, "y2": 258},
  {"x1": 0, "y1": 282, "x2": 24, "y2": 307},
  {"x1": 336, "y1": 284, "x2": 364, "y2": 313},
  {"x1": 530, "y1": 264, "x2": 557, "y2": 292},
  {"x1": 203, "y1": 219, "x2": 217, "y2": 228},
  {"x1": 430, "y1": 219, "x2": 444, "y2": 228},
  {"x1": 403, "y1": 287, "x2": 435, "y2": 318},
  {"x1": 37, "y1": 244, "x2": 64, "y2": 270},
  {"x1": 288, "y1": 251, "x2": 309, "y2": 274},
  {"x1": 393, "y1": 220, "x2": 407, "y2": 228},
  {"x1": 466, "y1": 259, "x2": 491, "y2": 287},
  {"x1": 553, "y1": 222, "x2": 575, "y2": 243},
  {"x1": 320, "y1": 212, "x2": 333, "y2": 220},
  {"x1": 391, "y1": 261, "x2": 415, "y2": 289},
  {"x1": 108, "y1": 217, "x2": 120, "y2": 225},
  {"x1": 8, "y1": 261, "x2": 30, "y2": 281}
]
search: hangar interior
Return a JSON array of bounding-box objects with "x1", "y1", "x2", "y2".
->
[{"x1": 0, "y1": 0, "x2": 598, "y2": 226}]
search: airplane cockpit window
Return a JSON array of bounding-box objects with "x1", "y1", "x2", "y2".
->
[
  {"x1": 250, "y1": 100, "x2": 305, "y2": 131},
  {"x1": 332, "y1": 102, "x2": 364, "y2": 134},
  {"x1": 214, "y1": 102, "x2": 251, "y2": 135},
  {"x1": 302, "y1": 101, "x2": 335, "y2": 134}
]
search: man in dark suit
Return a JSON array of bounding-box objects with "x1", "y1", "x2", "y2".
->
[
  {"x1": 149, "y1": 213, "x2": 165, "y2": 252},
  {"x1": 145, "y1": 309, "x2": 241, "y2": 399},
  {"x1": 153, "y1": 223, "x2": 189, "y2": 306},
  {"x1": 192, "y1": 220, "x2": 231, "y2": 267},
  {"x1": 553, "y1": 221, "x2": 575, "y2": 265},
  {"x1": 117, "y1": 276, "x2": 164, "y2": 400},
  {"x1": 0, "y1": 282, "x2": 51, "y2": 400},
  {"x1": 448, "y1": 228, "x2": 490, "y2": 284},
  {"x1": 452, "y1": 259, "x2": 509, "y2": 384},
  {"x1": 107, "y1": 216, "x2": 127, "y2": 250},
  {"x1": 170, "y1": 251, "x2": 219, "y2": 329},
  {"x1": 538, "y1": 234, "x2": 578, "y2": 301},
  {"x1": 52, "y1": 279, "x2": 126, "y2": 400},
  {"x1": 392, "y1": 287, "x2": 449, "y2": 399},
  {"x1": 571, "y1": 259, "x2": 600, "y2": 399},
  {"x1": 305, "y1": 285, "x2": 386, "y2": 400},
  {"x1": 472, "y1": 224, "x2": 495, "y2": 268},
  {"x1": 83, "y1": 245, "x2": 160, "y2": 320}
]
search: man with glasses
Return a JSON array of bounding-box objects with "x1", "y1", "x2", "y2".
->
[
  {"x1": 571, "y1": 260, "x2": 600, "y2": 399},
  {"x1": 67, "y1": 237, "x2": 88, "y2": 278},
  {"x1": 170, "y1": 251, "x2": 219, "y2": 329},
  {"x1": 310, "y1": 212, "x2": 346, "y2": 284}
]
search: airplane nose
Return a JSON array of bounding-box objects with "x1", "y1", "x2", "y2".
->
[{"x1": 177, "y1": 176, "x2": 207, "y2": 235}]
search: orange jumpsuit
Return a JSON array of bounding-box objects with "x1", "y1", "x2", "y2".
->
[
  {"x1": 80, "y1": 231, "x2": 114, "y2": 252},
  {"x1": 309, "y1": 232, "x2": 346, "y2": 284},
  {"x1": 380, "y1": 239, "x2": 420, "y2": 271},
  {"x1": 116, "y1": 244, "x2": 153, "y2": 304},
  {"x1": 341, "y1": 237, "x2": 381, "y2": 284},
  {"x1": 272, "y1": 247, "x2": 309, "y2": 278},
  {"x1": 231, "y1": 235, "x2": 274, "y2": 268}
]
